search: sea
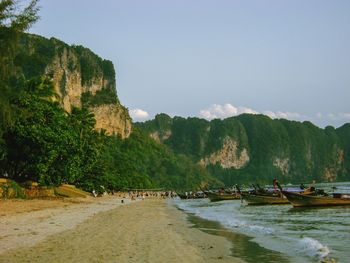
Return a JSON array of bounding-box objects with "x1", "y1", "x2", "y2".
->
[{"x1": 173, "y1": 182, "x2": 350, "y2": 263}]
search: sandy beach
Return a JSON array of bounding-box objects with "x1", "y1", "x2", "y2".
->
[{"x1": 0, "y1": 197, "x2": 243, "y2": 263}]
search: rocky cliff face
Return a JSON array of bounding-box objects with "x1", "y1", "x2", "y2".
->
[
  {"x1": 200, "y1": 137, "x2": 249, "y2": 169},
  {"x1": 273, "y1": 157, "x2": 290, "y2": 175},
  {"x1": 46, "y1": 48, "x2": 94, "y2": 112},
  {"x1": 92, "y1": 104, "x2": 131, "y2": 137},
  {"x1": 137, "y1": 114, "x2": 350, "y2": 184},
  {"x1": 14, "y1": 34, "x2": 132, "y2": 138},
  {"x1": 149, "y1": 130, "x2": 172, "y2": 143}
]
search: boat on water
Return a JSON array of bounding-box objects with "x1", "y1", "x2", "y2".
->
[
  {"x1": 177, "y1": 191, "x2": 207, "y2": 199},
  {"x1": 240, "y1": 192, "x2": 289, "y2": 205},
  {"x1": 238, "y1": 183, "x2": 290, "y2": 205},
  {"x1": 282, "y1": 191, "x2": 350, "y2": 207},
  {"x1": 206, "y1": 191, "x2": 240, "y2": 202}
]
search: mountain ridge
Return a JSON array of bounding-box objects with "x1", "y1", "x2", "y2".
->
[
  {"x1": 137, "y1": 113, "x2": 350, "y2": 185},
  {"x1": 13, "y1": 33, "x2": 132, "y2": 138}
]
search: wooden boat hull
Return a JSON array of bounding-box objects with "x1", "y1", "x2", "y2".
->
[
  {"x1": 241, "y1": 193, "x2": 289, "y2": 205},
  {"x1": 177, "y1": 193, "x2": 206, "y2": 199},
  {"x1": 282, "y1": 191, "x2": 350, "y2": 207},
  {"x1": 207, "y1": 192, "x2": 240, "y2": 202}
]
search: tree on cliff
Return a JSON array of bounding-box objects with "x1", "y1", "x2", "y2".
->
[
  {"x1": 0, "y1": 76, "x2": 106, "y2": 186},
  {"x1": 0, "y1": 0, "x2": 40, "y2": 159}
]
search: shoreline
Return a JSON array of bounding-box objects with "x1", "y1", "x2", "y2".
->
[
  {"x1": 185, "y1": 213, "x2": 292, "y2": 263},
  {"x1": 0, "y1": 197, "x2": 244, "y2": 263}
]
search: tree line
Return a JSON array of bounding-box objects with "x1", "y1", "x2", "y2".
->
[{"x1": 0, "y1": 1, "x2": 216, "y2": 193}]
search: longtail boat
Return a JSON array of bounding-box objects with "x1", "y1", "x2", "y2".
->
[
  {"x1": 241, "y1": 192, "x2": 289, "y2": 205},
  {"x1": 282, "y1": 191, "x2": 350, "y2": 207},
  {"x1": 177, "y1": 192, "x2": 207, "y2": 199},
  {"x1": 206, "y1": 191, "x2": 240, "y2": 202}
]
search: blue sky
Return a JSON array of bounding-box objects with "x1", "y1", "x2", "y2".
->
[{"x1": 30, "y1": 0, "x2": 350, "y2": 127}]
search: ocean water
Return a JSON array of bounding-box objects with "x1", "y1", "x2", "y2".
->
[{"x1": 174, "y1": 182, "x2": 350, "y2": 263}]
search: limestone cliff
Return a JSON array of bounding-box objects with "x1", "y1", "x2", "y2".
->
[
  {"x1": 14, "y1": 34, "x2": 132, "y2": 138},
  {"x1": 150, "y1": 130, "x2": 172, "y2": 143},
  {"x1": 322, "y1": 149, "x2": 345, "y2": 182},
  {"x1": 200, "y1": 137, "x2": 249, "y2": 169},
  {"x1": 273, "y1": 157, "x2": 290, "y2": 175},
  {"x1": 92, "y1": 105, "x2": 131, "y2": 137},
  {"x1": 137, "y1": 114, "x2": 350, "y2": 184}
]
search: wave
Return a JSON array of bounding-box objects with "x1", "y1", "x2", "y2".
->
[
  {"x1": 296, "y1": 237, "x2": 330, "y2": 259},
  {"x1": 175, "y1": 199, "x2": 274, "y2": 235}
]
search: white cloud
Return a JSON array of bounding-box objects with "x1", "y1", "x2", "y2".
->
[
  {"x1": 239, "y1": 106, "x2": 259, "y2": 115},
  {"x1": 263, "y1": 110, "x2": 301, "y2": 119},
  {"x1": 129, "y1": 108, "x2": 150, "y2": 121},
  {"x1": 320, "y1": 112, "x2": 350, "y2": 121},
  {"x1": 199, "y1": 103, "x2": 301, "y2": 121},
  {"x1": 199, "y1": 104, "x2": 350, "y2": 127},
  {"x1": 311, "y1": 112, "x2": 350, "y2": 127},
  {"x1": 199, "y1": 103, "x2": 258, "y2": 120},
  {"x1": 338, "y1": 113, "x2": 350, "y2": 120}
]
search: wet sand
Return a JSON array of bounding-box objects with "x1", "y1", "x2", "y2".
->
[
  {"x1": 0, "y1": 198, "x2": 244, "y2": 263},
  {"x1": 187, "y1": 214, "x2": 292, "y2": 263}
]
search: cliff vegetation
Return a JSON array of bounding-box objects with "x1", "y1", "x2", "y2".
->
[
  {"x1": 137, "y1": 114, "x2": 350, "y2": 185},
  {"x1": 13, "y1": 33, "x2": 131, "y2": 138},
  {"x1": 0, "y1": 1, "x2": 215, "y2": 192}
]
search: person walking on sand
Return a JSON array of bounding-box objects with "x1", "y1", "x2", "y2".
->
[{"x1": 273, "y1": 178, "x2": 278, "y2": 191}]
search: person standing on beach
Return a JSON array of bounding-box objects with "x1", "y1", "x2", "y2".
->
[{"x1": 273, "y1": 178, "x2": 278, "y2": 191}]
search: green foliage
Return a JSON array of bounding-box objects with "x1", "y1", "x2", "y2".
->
[
  {"x1": 0, "y1": 0, "x2": 40, "y2": 163},
  {"x1": 0, "y1": 77, "x2": 103, "y2": 186},
  {"x1": 73, "y1": 45, "x2": 117, "y2": 90},
  {"x1": 97, "y1": 128, "x2": 218, "y2": 191},
  {"x1": 11, "y1": 34, "x2": 118, "y2": 98},
  {"x1": 14, "y1": 35, "x2": 56, "y2": 78},
  {"x1": 0, "y1": 0, "x2": 39, "y2": 31},
  {"x1": 102, "y1": 60, "x2": 116, "y2": 91},
  {"x1": 205, "y1": 117, "x2": 249, "y2": 155},
  {"x1": 0, "y1": 1, "x2": 215, "y2": 192},
  {"x1": 166, "y1": 117, "x2": 210, "y2": 160},
  {"x1": 0, "y1": 181, "x2": 26, "y2": 199},
  {"x1": 0, "y1": 76, "x2": 214, "y2": 191},
  {"x1": 336, "y1": 124, "x2": 350, "y2": 181},
  {"x1": 140, "y1": 113, "x2": 173, "y2": 133},
  {"x1": 11, "y1": 33, "x2": 122, "y2": 111},
  {"x1": 138, "y1": 113, "x2": 350, "y2": 186},
  {"x1": 138, "y1": 115, "x2": 249, "y2": 162},
  {"x1": 73, "y1": 45, "x2": 103, "y2": 86},
  {"x1": 81, "y1": 88, "x2": 119, "y2": 107}
]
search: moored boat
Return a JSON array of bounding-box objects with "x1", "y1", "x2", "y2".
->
[
  {"x1": 206, "y1": 191, "x2": 240, "y2": 202},
  {"x1": 177, "y1": 191, "x2": 207, "y2": 199},
  {"x1": 241, "y1": 192, "x2": 289, "y2": 205},
  {"x1": 282, "y1": 191, "x2": 350, "y2": 207}
]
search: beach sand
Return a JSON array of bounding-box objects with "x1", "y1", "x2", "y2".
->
[{"x1": 0, "y1": 197, "x2": 243, "y2": 263}]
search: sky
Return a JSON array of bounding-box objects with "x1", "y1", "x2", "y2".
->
[{"x1": 29, "y1": 0, "x2": 350, "y2": 127}]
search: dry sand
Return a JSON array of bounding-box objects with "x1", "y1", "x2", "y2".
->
[{"x1": 0, "y1": 197, "x2": 243, "y2": 263}]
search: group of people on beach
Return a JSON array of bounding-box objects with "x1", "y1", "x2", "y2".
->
[
  {"x1": 92, "y1": 190, "x2": 178, "y2": 200},
  {"x1": 126, "y1": 190, "x2": 177, "y2": 200}
]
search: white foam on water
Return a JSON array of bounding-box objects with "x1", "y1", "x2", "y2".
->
[
  {"x1": 175, "y1": 199, "x2": 274, "y2": 236},
  {"x1": 246, "y1": 224, "x2": 275, "y2": 235},
  {"x1": 297, "y1": 237, "x2": 330, "y2": 259},
  {"x1": 173, "y1": 195, "x2": 350, "y2": 262}
]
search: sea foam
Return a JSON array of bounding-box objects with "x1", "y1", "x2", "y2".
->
[
  {"x1": 297, "y1": 237, "x2": 330, "y2": 259},
  {"x1": 175, "y1": 199, "x2": 274, "y2": 235}
]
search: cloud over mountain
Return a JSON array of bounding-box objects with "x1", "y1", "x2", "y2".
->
[
  {"x1": 199, "y1": 103, "x2": 258, "y2": 120},
  {"x1": 199, "y1": 103, "x2": 305, "y2": 121},
  {"x1": 199, "y1": 103, "x2": 350, "y2": 127},
  {"x1": 130, "y1": 108, "x2": 150, "y2": 121}
]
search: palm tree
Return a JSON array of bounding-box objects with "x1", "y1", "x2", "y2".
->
[
  {"x1": 0, "y1": 0, "x2": 40, "y2": 157},
  {"x1": 24, "y1": 76, "x2": 60, "y2": 102}
]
